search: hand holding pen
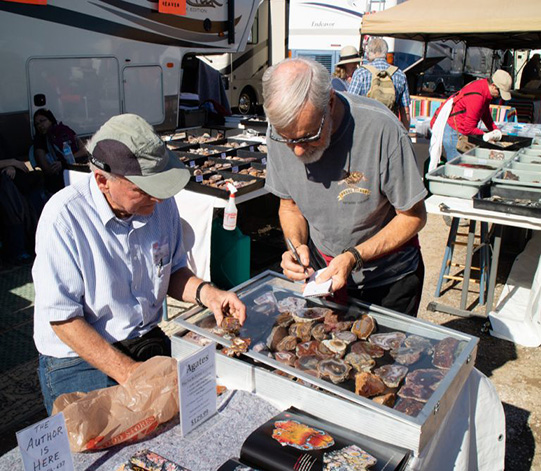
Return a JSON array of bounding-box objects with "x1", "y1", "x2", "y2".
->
[{"x1": 282, "y1": 238, "x2": 314, "y2": 281}]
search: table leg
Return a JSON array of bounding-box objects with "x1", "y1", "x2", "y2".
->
[
  {"x1": 460, "y1": 220, "x2": 476, "y2": 310},
  {"x1": 485, "y1": 224, "x2": 503, "y2": 315}
]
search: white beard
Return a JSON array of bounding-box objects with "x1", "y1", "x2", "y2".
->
[{"x1": 297, "y1": 116, "x2": 333, "y2": 165}]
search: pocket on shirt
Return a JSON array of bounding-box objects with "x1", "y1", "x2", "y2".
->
[{"x1": 154, "y1": 261, "x2": 172, "y2": 306}]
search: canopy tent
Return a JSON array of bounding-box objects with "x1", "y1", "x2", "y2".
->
[{"x1": 360, "y1": 0, "x2": 541, "y2": 50}]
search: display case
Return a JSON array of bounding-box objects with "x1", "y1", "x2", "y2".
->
[{"x1": 171, "y1": 271, "x2": 478, "y2": 454}]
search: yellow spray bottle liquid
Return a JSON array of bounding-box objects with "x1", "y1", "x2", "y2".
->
[{"x1": 223, "y1": 183, "x2": 238, "y2": 231}]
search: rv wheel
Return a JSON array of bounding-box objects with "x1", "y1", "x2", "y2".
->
[{"x1": 238, "y1": 88, "x2": 256, "y2": 115}]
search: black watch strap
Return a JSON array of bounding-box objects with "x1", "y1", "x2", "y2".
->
[
  {"x1": 195, "y1": 281, "x2": 214, "y2": 308},
  {"x1": 342, "y1": 247, "x2": 364, "y2": 272}
]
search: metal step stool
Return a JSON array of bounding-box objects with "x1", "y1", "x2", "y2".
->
[{"x1": 435, "y1": 217, "x2": 490, "y2": 309}]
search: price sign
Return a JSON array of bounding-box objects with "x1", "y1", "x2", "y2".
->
[
  {"x1": 16, "y1": 413, "x2": 73, "y2": 471},
  {"x1": 178, "y1": 342, "x2": 217, "y2": 437}
]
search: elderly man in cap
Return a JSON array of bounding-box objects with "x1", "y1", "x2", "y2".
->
[
  {"x1": 33, "y1": 114, "x2": 245, "y2": 414},
  {"x1": 331, "y1": 45, "x2": 362, "y2": 92},
  {"x1": 348, "y1": 38, "x2": 411, "y2": 130},
  {"x1": 263, "y1": 58, "x2": 427, "y2": 317},
  {"x1": 429, "y1": 69, "x2": 513, "y2": 165}
]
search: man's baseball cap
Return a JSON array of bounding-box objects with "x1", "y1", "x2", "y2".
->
[
  {"x1": 86, "y1": 114, "x2": 190, "y2": 199},
  {"x1": 336, "y1": 45, "x2": 362, "y2": 66},
  {"x1": 492, "y1": 70, "x2": 513, "y2": 101}
]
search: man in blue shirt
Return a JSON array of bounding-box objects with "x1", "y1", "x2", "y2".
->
[
  {"x1": 348, "y1": 38, "x2": 411, "y2": 131},
  {"x1": 33, "y1": 114, "x2": 246, "y2": 414}
]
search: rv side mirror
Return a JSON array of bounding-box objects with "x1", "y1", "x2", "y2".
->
[{"x1": 34, "y1": 94, "x2": 46, "y2": 107}]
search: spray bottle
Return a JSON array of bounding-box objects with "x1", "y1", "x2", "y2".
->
[{"x1": 223, "y1": 183, "x2": 238, "y2": 231}]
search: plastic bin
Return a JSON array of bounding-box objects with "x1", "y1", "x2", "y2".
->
[
  {"x1": 425, "y1": 164, "x2": 498, "y2": 198},
  {"x1": 447, "y1": 154, "x2": 505, "y2": 171},
  {"x1": 210, "y1": 218, "x2": 251, "y2": 289},
  {"x1": 492, "y1": 168, "x2": 541, "y2": 189},
  {"x1": 462, "y1": 147, "x2": 517, "y2": 162}
]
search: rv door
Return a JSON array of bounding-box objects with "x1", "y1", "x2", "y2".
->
[
  {"x1": 27, "y1": 56, "x2": 121, "y2": 136},
  {"x1": 123, "y1": 65, "x2": 165, "y2": 125}
]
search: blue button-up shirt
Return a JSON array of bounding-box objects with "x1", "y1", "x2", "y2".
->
[
  {"x1": 33, "y1": 174, "x2": 187, "y2": 357},
  {"x1": 348, "y1": 58, "x2": 411, "y2": 109}
]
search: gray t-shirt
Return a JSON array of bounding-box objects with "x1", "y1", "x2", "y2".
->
[{"x1": 265, "y1": 92, "x2": 427, "y2": 288}]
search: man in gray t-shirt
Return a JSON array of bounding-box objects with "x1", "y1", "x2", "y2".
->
[{"x1": 262, "y1": 58, "x2": 427, "y2": 316}]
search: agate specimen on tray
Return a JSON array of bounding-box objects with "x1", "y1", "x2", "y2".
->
[
  {"x1": 275, "y1": 311, "x2": 294, "y2": 328},
  {"x1": 404, "y1": 334, "x2": 434, "y2": 353},
  {"x1": 289, "y1": 322, "x2": 313, "y2": 342},
  {"x1": 221, "y1": 316, "x2": 241, "y2": 335},
  {"x1": 321, "y1": 339, "x2": 347, "y2": 358},
  {"x1": 294, "y1": 355, "x2": 320, "y2": 377},
  {"x1": 350, "y1": 341, "x2": 385, "y2": 359},
  {"x1": 316, "y1": 341, "x2": 336, "y2": 359},
  {"x1": 368, "y1": 332, "x2": 406, "y2": 351},
  {"x1": 323, "y1": 311, "x2": 354, "y2": 332},
  {"x1": 222, "y1": 337, "x2": 251, "y2": 357},
  {"x1": 266, "y1": 325, "x2": 288, "y2": 350},
  {"x1": 275, "y1": 351, "x2": 297, "y2": 366},
  {"x1": 311, "y1": 323, "x2": 328, "y2": 341},
  {"x1": 389, "y1": 346, "x2": 423, "y2": 366},
  {"x1": 292, "y1": 307, "x2": 331, "y2": 323},
  {"x1": 354, "y1": 372, "x2": 386, "y2": 397},
  {"x1": 432, "y1": 337, "x2": 460, "y2": 369},
  {"x1": 398, "y1": 368, "x2": 444, "y2": 402},
  {"x1": 317, "y1": 358, "x2": 352, "y2": 384},
  {"x1": 296, "y1": 340, "x2": 320, "y2": 357},
  {"x1": 344, "y1": 352, "x2": 375, "y2": 372},
  {"x1": 394, "y1": 398, "x2": 424, "y2": 417},
  {"x1": 276, "y1": 335, "x2": 298, "y2": 352},
  {"x1": 374, "y1": 364, "x2": 408, "y2": 388},
  {"x1": 372, "y1": 393, "x2": 396, "y2": 407},
  {"x1": 351, "y1": 314, "x2": 376, "y2": 340},
  {"x1": 277, "y1": 296, "x2": 307, "y2": 313},
  {"x1": 183, "y1": 331, "x2": 212, "y2": 346},
  {"x1": 254, "y1": 290, "x2": 278, "y2": 306},
  {"x1": 331, "y1": 330, "x2": 357, "y2": 345}
]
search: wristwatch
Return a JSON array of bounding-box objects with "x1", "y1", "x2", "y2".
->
[
  {"x1": 342, "y1": 247, "x2": 364, "y2": 272},
  {"x1": 195, "y1": 281, "x2": 215, "y2": 308}
]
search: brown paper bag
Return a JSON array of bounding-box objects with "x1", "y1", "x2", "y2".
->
[{"x1": 52, "y1": 356, "x2": 179, "y2": 452}]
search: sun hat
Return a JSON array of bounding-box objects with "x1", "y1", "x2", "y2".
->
[
  {"x1": 335, "y1": 45, "x2": 362, "y2": 67},
  {"x1": 491, "y1": 70, "x2": 513, "y2": 101},
  {"x1": 86, "y1": 114, "x2": 190, "y2": 199}
]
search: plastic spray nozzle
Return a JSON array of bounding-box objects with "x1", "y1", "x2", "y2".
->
[{"x1": 227, "y1": 183, "x2": 237, "y2": 195}]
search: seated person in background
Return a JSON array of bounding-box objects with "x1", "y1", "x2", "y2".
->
[
  {"x1": 33, "y1": 108, "x2": 88, "y2": 194},
  {"x1": 33, "y1": 114, "x2": 246, "y2": 414}
]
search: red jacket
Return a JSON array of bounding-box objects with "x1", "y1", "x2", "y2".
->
[{"x1": 430, "y1": 79, "x2": 497, "y2": 135}]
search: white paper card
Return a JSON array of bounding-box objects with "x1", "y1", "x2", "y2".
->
[
  {"x1": 16, "y1": 412, "x2": 74, "y2": 471},
  {"x1": 303, "y1": 268, "x2": 333, "y2": 297},
  {"x1": 178, "y1": 342, "x2": 217, "y2": 437}
]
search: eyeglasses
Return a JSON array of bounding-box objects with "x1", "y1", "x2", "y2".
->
[{"x1": 270, "y1": 110, "x2": 327, "y2": 145}]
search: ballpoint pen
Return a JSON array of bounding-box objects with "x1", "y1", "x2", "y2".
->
[{"x1": 286, "y1": 238, "x2": 309, "y2": 275}]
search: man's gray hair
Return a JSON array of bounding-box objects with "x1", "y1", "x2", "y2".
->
[
  {"x1": 89, "y1": 162, "x2": 116, "y2": 180},
  {"x1": 262, "y1": 58, "x2": 331, "y2": 130},
  {"x1": 365, "y1": 38, "x2": 388, "y2": 61}
]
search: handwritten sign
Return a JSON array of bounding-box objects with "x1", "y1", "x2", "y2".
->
[
  {"x1": 178, "y1": 342, "x2": 217, "y2": 436},
  {"x1": 16, "y1": 413, "x2": 73, "y2": 471}
]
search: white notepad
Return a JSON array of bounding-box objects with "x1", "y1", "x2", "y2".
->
[{"x1": 303, "y1": 268, "x2": 333, "y2": 297}]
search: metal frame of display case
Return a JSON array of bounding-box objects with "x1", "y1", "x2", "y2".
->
[{"x1": 172, "y1": 270, "x2": 478, "y2": 454}]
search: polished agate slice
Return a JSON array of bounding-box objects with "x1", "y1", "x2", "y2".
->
[
  {"x1": 404, "y1": 334, "x2": 434, "y2": 353},
  {"x1": 292, "y1": 307, "x2": 331, "y2": 323},
  {"x1": 222, "y1": 337, "x2": 251, "y2": 357},
  {"x1": 275, "y1": 311, "x2": 294, "y2": 328},
  {"x1": 221, "y1": 316, "x2": 241, "y2": 335},
  {"x1": 296, "y1": 340, "x2": 321, "y2": 358},
  {"x1": 351, "y1": 314, "x2": 376, "y2": 340},
  {"x1": 344, "y1": 352, "x2": 375, "y2": 373},
  {"x1": 323, "y1": 311, "x2": 355, "y2": 332},
  {"x1": 331, "y1": 330, "x2": 357, "y2": 345},
  {"x1": 294, "y1": 355, "x2": 320, "y2": 377},
  {"x1": 368, "y1": 332, "x2": 406, "y2": 351},
  {"x1": 374, "y1": 364, "x2": 408, "y2": 388},
  {"x1": 323, "y1": 445, "x2": 377, "y2": 470},
  {"x1": 276, "y1": 335, "x2": 298, "y2": 352},
  {"x1": 183, "y1": 331, "x2": 212, "y2": 347},
  {"x1": 266, "y1": 325, "x2": 288, "y2": 350},
  {"x1": 398, "y1": 368, "x2": 444, "y2": 402},
  {"x1": 317, "y1": 358, "x2": 352, "y2": 384},
  {"x1": 289, "y1": 322, "x2": 314, "y2": 342},
  {"x1": 372, "y1": 393, "x2": 396, "y2": 407},
  {"x1": 311, "y1": 323, "x2": 328, "y2": 341},
  {"x1": 254, "y1": 290, "x2": 278, "y2": 306},
  {"x1": 321, "y1": 339, "x2": 347, "y2": 358},
  {"x1": 350, "y1": 341, "x2": 385, "y2": 359},
  {"x1": 354, "y1": 372, "x2": 386, "y2": 397},
  {"x1": 394, "y1": 398, "x2": 424, "y2": 417},
  {"x1": 275, "y1": 351, "x2": 297, "y2": 366},
  {"x1": 277, "y1": 296, "x2": 306, "y2": 313},
  {"x1": 389, "y1": 346, "x2": 424, "y2": 366},
  {"x1": 432, "y1": 337, "x2": 460, "y2": 369}
]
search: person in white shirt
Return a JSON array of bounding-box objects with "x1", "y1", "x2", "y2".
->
[{"x1": 33, "y1": 114, "x2": 246, "y2": 414}]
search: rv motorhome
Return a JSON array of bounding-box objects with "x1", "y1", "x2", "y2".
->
[{"x1": 0, "y1": 0, "x2": 260, "y2": 154}]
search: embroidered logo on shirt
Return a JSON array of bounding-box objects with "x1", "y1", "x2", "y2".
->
[{"x1": 337, "y1": 171, "x2": 371, "y2": 201}]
